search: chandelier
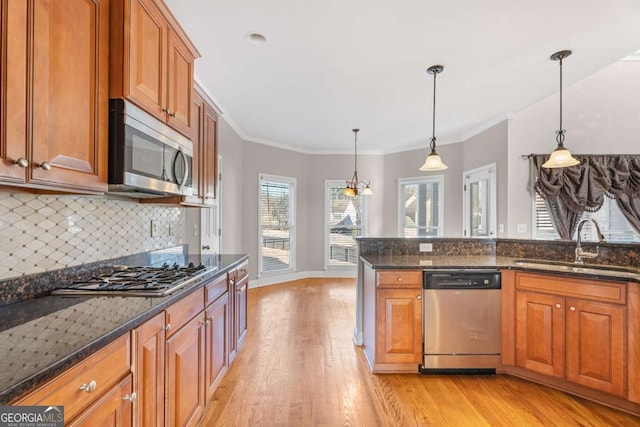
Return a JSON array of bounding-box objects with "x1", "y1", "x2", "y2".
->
[{"x1": 343, "y1": 129, "x2": 372, "y2": 196}]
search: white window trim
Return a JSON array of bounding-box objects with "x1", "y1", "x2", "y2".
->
[
  {"x1": 324, "y1": 180, "x2": 367, "y2": 270},
  {"x1": 258, "y1": 173, "x2": 296, "y2": 277},
  {"x1": 397, "y1": 175, "x2": 445, "y2": 237},
  {"x1": 462, "y1": 163, "x2": 497, "y2": 238}
]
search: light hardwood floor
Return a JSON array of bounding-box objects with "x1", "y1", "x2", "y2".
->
[{"x1": 199, "y1": 278, "x2": 640, "y2": 426}]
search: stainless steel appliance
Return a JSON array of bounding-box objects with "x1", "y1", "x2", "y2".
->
[
  {"x1": 421, "y1": 269, "x2": 501, "y2": 374},
  {"x1": 52, "y1": 263, "x2": 212, "y2": 297},
  {"x1": 108, "y1": 99, "x2": 194, "y2": 198}
]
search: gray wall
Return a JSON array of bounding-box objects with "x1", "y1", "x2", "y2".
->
[{"x1": 218, "y1": 117, "x2": 245, "y2": 254}]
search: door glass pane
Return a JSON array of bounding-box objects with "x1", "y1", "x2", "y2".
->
[
  {"x1": 328, "y1": 184, "x2": 364, "y2": 267},
  {"x1": 260, "y1": 177, "x2": 295, "y2": 275},
  {"x1": 469, "y1": 178, "x2": 490, "y2": 236},
  {"x1": 401, "y1": 181, "x2": 440, "y2": 237}
]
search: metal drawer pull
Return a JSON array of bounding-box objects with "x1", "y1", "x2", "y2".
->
[
  {"x1": 417, "y1": 295, "x2": 422, "y2": 300},
  {"x1": 569, "y1": 306, "x2": 576, "y2": 312},
  {"x1": 13, "y1": 158, "x2": 28, "y2": 168},
  {"x1": 79, "y1": 380, "x2": 97, "y2": 393},
  {"x1": 202, "y1": 245, "x2": 210, "y2": 250},
  {"x1": 123, "y1": 392, "x2": 137, "y2": 402},
  {"x1": 38, "y1": 161, "x2": 52, "y2": 171},
  {"x1": 165, "y1": 324, "x2": 172, "y2": 332},
  {"x1": 397, "y1": 277, "x2": 403, "y2": 283},
  {"x1": 555, "y1": 304, "x2": 561, "y2": 309}
]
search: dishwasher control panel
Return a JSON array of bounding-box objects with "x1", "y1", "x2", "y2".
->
[{"x1": 423, "y1": 270, "x2": 501, "y2": 289}]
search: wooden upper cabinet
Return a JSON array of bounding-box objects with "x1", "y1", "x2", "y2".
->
[
  {"x1": 202, "y1": 99, "x2": 218, "y2": 202},
  {"x1": 110, "y1": 0, "x2": 200, "y2": 137},
  {"x1": 0, "y1": 0, "x2": 108, "y2": 193}
]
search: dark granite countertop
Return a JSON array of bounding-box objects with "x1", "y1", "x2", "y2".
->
[
  {"x1": 0, "y1": 253, "x2": 248, "y2": 404},
  {"x1": 360, "y1": 255, "x2": 640, "y2": 283}
]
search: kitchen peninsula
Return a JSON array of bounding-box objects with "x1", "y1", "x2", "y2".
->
[{"x1": 357, "y1": 237, "x2": 640, "y2": 417}]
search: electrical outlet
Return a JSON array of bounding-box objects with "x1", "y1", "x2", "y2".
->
[
  {"x1": 517, "y1": 223, "x2": 527, "y2": 234},
  {"x1": 499, "y1": 224, "x2": 504, "y2": 233},
  {"x1": 150, "y1": 220, "x2": 158, "y2": 237},
  {"x1": 419, "y1": 243, "x2": 433, "y2": 252},
  {"x1": 193, "y1": 224, "x2": 199, "y2": 237},
  {"x1": 168, "y1": 221, "x2": 175, "y2": 236}
]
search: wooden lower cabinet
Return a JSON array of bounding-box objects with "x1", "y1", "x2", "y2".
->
[
  {"x1": 165, "y1": 313, "x2": 206, "y2": 427},
  {"x1": 132, "y1": 312, "x2": 165, "y2": 427},
  {"x1": 375, "y1": 288, "x2": 422, "y2": 365},
  {"x1": 67, "y1": 374, "x2": 134, "y2": 427},
  {"x1": 205, "y1": 292, "x2": 229, "y2": 401},
  {"x1": 235, "y1": 275, "x2": 248, "y2": 351},
  {"x1": 362, "y1": 266, "x2": 423, "y2": 372},
  {"x1": 513, "y1": 272, "x2": 627, "y2": 399}
]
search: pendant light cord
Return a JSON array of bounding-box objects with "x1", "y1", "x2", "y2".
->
[{"x1": 432, "y1": 70, "x2": 437, "y2": 144}]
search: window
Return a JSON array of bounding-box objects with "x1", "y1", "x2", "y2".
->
[
  {"x1": 463, "y1": 163, "x2": 497, "y2": 237},
  {"x1": 325, "y1": 181, "x2": 366, "y2": 268},
  {"x1": 258, "y1": 174, "x2": 296, "y2": 276},
  {"x1": 533, "y1": 192, "x2": 640, "y2": 242},
  {"x1": 397, "y1": 176, "x2": 444, "y2": 237}
]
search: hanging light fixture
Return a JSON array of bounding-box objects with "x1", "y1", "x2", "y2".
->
[
  {"x1": 343, "y1": 129, "x2": 372, "y2": 196},
  {"x1": 542, "y1": 50, "x2": 580, "y2": 168},
  {"x1": 420, "y1": 65, "x2": 447, "y2": 171}
]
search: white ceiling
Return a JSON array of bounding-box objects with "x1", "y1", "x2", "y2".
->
[{"x1": 164, "y1": 0, "x2": 640, "y2": 154}]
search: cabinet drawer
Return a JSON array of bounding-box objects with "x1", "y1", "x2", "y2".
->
[
  {"x1": 376, "y1": 270, "x2": 422, "y2": 288},
  {"x1": 205, "y1": 274, "x2": 228, "y2": 307},
  {"x1": 236, "y1": 262, "x2": 249, "y2": 282},
  {"x1": 165, "y1": 288, "x2": 204, "y2": 337},
  {"x1": 13, "y1": 334, "x2": 130, "y2": 422},
  {"x1": 516, "y1": 272, "x2": 626, "y2": 304}
]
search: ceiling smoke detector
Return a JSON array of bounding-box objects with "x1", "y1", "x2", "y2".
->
[{"x1": 246, "y1": 32, "x2": 268, "y2": 45}]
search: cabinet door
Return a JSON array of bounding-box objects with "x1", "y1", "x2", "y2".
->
[
  {"x1": 165, "y1": 313, "x2": 205, "y2": 427},
  {"x1": 205, "y1": 293, "x2": 229, "y2": 401},
  {"x1": 132, "y1": 312, "x2": 165, "y2": 427},
  {"x1": 0, "y1": 0, "x2": 28, "y2": 183},
  {"x1": 228, "y1": 271, "x2": 237, "y2": 364},
  {"x1": 566, "y1": 299, "x2": 625, "y2": 397},
  {"x1": 235, "y1": 275, "x2": 248, "y2": 351},
  {"x1": 191, "y1": 90, "x2": 204, "y2": 200},
  {"x1": 30, "y1": 0, "x2": 108, "y2": 192},
  {"x1": 202, "y1": 101, "x2": 218, "y2": 202},
  {"x1": 67, "y1": 374, "x2": 134, "y2": 427},
  {"x1": 375, "y1": 288, "x2": 422, "y2": 364},
  {"x1": 166, "y1": 27, "x2": 194, "y2": 136},
  {"x1": 127, "y1": 0, "x2": 167, "y2": 122},
  {"x1": 515, "y1": 291, "x2": 564, "y2": 378}
]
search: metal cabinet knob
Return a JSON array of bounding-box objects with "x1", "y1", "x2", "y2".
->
[
  {"x1": 229, "y1": 279, "x2": 235, "y2": 286},
  {"x1": 123, "y1": 392, "x2": 137, "y2": 402},
  {"x1": 202, "y1": 245, "x2": 211, "y2": 250},
  {"x1": 555, "y1": 304, "x2": 562, "y2": 309},
  {"x1": 165, "y1": 324, "x2": 172, "y2": 331},
  {"x1": 38, "y1": 161, "x2": 52, "y2": 171},
  {"x1": 79, "y1": 380, "x2": 97, "y2": 393},
  {"x1": 162, "y1": 108, "x2": 168, "y2": 113},
  {"x1": 169, "y1": 112, "x2": 176, "y2": 118},
  {"x1": 417, "y1": 295, "x2": 422, "y2": 300},
  {"x1": 397, "y1": 277, "x2": 403, "y2": 283},
  {"x1": 569, "y1": 306, "x2": 576, "y2": 312},
  {"x1": 13, "y1": 158, "x2": 28, "y2": 168}
]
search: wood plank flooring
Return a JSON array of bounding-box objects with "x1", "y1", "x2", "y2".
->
[{"x1": 199, "y1": 278, "x2": 640, "y2": 426}]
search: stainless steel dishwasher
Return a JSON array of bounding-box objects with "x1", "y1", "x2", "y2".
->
[{"x1": 420, "y1": 269, "x2": 501, "y2": 374}]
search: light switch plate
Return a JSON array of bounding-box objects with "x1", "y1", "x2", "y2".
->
[
  {"x1": 150, "y1": 220, "x2": 158, "y2": 237},
  {"x1": 517, "y1": 223, "x2": 527, "y2": 234}
]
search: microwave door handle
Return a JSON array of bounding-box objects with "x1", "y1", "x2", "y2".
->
[{"x1": 173, "y1": 149, "x2": 189, "y2": 187}]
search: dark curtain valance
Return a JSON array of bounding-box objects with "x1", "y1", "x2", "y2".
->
[{"x1": 532, "y1": 155, "x2": 640, "y2": 240}]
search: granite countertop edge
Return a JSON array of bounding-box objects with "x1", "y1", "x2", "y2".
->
[
  {"x1": 0, "y1": 254, "x2": 248, "y2": 405},
  {"x1": 360, "y1": 255, "x2": 640, "y2": 283}
]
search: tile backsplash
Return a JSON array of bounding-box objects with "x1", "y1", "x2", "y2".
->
[{"x1": 0, "y1": 191, "x2": 185, "y2": 280}]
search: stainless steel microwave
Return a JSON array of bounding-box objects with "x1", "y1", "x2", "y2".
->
[{"x1": 108, "y1": 99, "x2": 194, "y2": 198}]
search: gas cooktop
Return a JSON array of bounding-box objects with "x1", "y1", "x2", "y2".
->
[{"x1": 52, "y1": 262, "x2": 210, "y2": 297}]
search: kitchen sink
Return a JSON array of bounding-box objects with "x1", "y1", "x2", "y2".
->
[{"x1": 512, "y1": 259, "x2": 640, "y2": 277}]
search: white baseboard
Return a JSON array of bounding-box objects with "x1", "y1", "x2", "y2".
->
[{"x1": 249, "y1": 269, "x2": 356, "y2": 289}]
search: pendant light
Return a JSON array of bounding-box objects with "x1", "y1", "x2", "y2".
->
[
  {"x1": 343, "y1": 129, "x2": 372, "y2": 196},
  {"x1": 542, "y1": 50, "x2": 580, "y2": 168},
  {"x1": 420, "y1": 65, "x2": 448, "y2": 171}
]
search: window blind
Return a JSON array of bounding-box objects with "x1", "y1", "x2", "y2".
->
[
  {"x1": 259, "y1": 178, "x2": 294, "y2": 274},
  {"x1": 327, "y1": 184, "x2": 363, "y2": 267}
]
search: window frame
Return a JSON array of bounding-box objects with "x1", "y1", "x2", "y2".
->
[
  {"x1": 462, "y1": 163, "x2": 497, "y2": 238},
  {"x1": 397, "y1": 175, "x2": 445, "y2": 238},
  {"x1": 324, "y1": 180, "x2": 367, "y2": 270},
  {"x1": 258, "y1": 173, "x2": 296, "y2": 277}
]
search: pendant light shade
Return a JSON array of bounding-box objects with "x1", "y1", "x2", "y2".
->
[
  {"x1": 542, "y1": 50, "x2": 580, "y2": 169},
  {"x1": 420, "y1": 65, "x2": 447, "y2": 172},
  {"x1": 343, "y1": 129, "x2": 372, "y2": 196}
]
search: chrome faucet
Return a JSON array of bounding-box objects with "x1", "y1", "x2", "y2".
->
[{"x1": 574, "y1": 219, "x2": 606, "y2": 264}]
